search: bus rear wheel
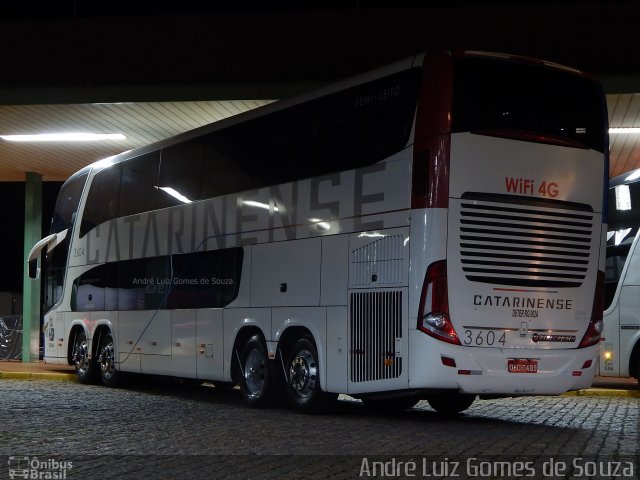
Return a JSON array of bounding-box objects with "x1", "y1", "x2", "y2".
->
[
  {"x1": 97, "y1": 331, "x2": 119, "y2": 388},
  {"x1": 426, "y1": 393, "x2": 476, "y2": 414},
  {"x1": 71, "y1": 330, "x2": 96, "y2": 384},
  {"x1": 285, "y1": 336, "x2": 337, "y2": 413},
  {"x1": 238, "y1": 334, "x2": 283, "y2": 408}
]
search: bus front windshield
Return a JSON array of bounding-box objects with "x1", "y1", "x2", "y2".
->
[{"x1": 43, "y1": 173, "x2": 87, "y2": 313}]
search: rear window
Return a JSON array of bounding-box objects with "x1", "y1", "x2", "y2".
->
[{"x1": 452, "y1": 56, "x2": 607, "y2": 153}]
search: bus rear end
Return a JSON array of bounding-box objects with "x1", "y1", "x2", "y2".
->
[{"x1": 412, "y1": 51, "x2": 608, "y2": 397}]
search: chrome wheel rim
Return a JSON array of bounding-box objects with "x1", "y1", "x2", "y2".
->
[
  {"x1": 72, "y1": 337, "x2": 89, "y2": 376},
  {"x1": 243, "y1": 349, "x2": 266, "y2": 396},
  {"x1": 289, "y1": 349, "x2": 317, "y2": 398},
  {"x1": 98, "y1": 340, "x2": 115, "y2": 381}
]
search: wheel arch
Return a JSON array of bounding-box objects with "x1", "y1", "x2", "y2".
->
[
  {"x1": 278, "y1": 325, "x2": 329, "y2": 392},
  {"x1": 629, "y1": 337, "x2": 640, "y2": 379},
  {"x1": 230, "y1": 325, "x2": 268, "y2": 384},
  {"x1": 91, "y1": 323, "x2": 114, "y2": 362},
  {"x1": 277, "y1": 325, "x2": 315, "y2": 354},
  {"x1": 66, "y1": 323, "x2": 88, "y2": 365}
]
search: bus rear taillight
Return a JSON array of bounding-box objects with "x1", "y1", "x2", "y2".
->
[
  {"x1": 579, "y1": 270, "x2": 605, "y2": 348},
  {"x1": 417, "y1": 260, "x2": 461, "y2": 345}
]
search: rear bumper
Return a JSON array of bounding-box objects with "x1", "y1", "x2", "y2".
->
[{"x1": 409, "y1": 329, "x2": 598, "y2": 395}]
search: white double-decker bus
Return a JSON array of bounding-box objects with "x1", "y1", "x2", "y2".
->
[{"x1": 28, "y1": 50, "x2": 608, "y2": 413}]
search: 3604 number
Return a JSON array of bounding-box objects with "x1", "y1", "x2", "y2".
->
[{"x1": 463, "y1": 329, "x2": 506, "y2": 346}]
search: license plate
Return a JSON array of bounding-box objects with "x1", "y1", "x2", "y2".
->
[{"x1": 508, "y1": 358, "x2": 538, "y2": 373}]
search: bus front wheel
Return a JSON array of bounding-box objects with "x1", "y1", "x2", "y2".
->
[
  {"x1": 426, "y1": 393, "x2": 476, "y2": 414},
  {"x1": 285, "y1": 336, "x2": 337, "y2": 413},
  {"x1": 71, "y1": 330, "x2": 96, "y2": 384},
  {"x1": 238, "y1": 334, "x2": 283, "y2": 408}
]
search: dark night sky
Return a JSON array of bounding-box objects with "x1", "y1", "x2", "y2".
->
[
  {"x1": 2, "y1": 1, "x2": 531, "y2": 293},
  {"x1": 0, "y1": 0, "x2": 635, "y2": 293},
  {"x1": 2, "y1": 1, "x2": 560, "y2": 21}
]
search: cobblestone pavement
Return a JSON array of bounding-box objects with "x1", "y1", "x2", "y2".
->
[{"x1": 0, "y1": 379, "x2": 638, "y2": 479}]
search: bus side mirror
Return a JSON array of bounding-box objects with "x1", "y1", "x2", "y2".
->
[
  {"x1": 27, "y1": 233, "x2": 60, "y2": 279},
  {"x1": 28, "y1": 258, "x2": 39, "y2": 279}
]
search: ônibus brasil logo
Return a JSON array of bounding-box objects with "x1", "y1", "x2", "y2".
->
[{"x1": 8, "y1": 456, "x2": 72, "y2": 479}]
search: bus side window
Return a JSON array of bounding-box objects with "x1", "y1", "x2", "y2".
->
[
  {"x1": 168, "y1": 248, "x2": 243, "y2": 309},
  {"x1": 79, "y1": 164, "x2": 122, "y2": 237},
  {"x1": 72, "y1": 262, "x2": 118, "y2": 312},
  {"x1": 200, "y1": 135, "x2": 262, "y2": 198},
  {"x1": 158, "y1": 142, "x2": 204, "y2": 207},
  {"x1": 120, "y1": 152, "x2": 160, "y2": 217}
]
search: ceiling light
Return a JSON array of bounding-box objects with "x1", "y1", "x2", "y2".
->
[
  {"x1": 0, "y1": 133, "x2": 126, "y2": 142},
  {"x1": 609, "y1": 127, "x2": 640, "y2": 134}
]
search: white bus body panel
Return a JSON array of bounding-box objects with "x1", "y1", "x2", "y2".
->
[
  {"x1": 320, "y1": 235, "x2": 349, "y2": 306},
  {"x1": 409, "y1": 329, "x2": 597, "y2": 393},
  {"x1": 195, "y1": 309, "x2": 224, "y2": 380},
  {"x1": 601, "y1": 305, "x2": 622, "y2": 375},
  {"x1": 618, "y1": 287, "x2": 640, "y2": 377},
  {"x1": 449, "y1": 133, "x2": 604, "y2": 206},
  {"x1": 325, "y1": 306, "x2": 349, "y2": 392},
  {"x1": 447, "y1": 133, "x2": 603, "y2": 351},
  {"x1": 251, "y1": 238, "x2": 321, "y2": 307},
  {"x1": 171, "y1": 309, "x2": 196, "y2": 378}
]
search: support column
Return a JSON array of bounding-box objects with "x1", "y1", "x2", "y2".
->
[{"x1": 22, "y1": 172, "x2": 42, "y2": 362}]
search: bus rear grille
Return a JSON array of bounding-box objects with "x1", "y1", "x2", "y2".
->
[
  {"x1": 458, "y1": 193, "x2": 595, "y2": 288},
  {"x1": 351, "y1": 235, "x2": 404, "y2": 286},
  {"x1": 350, "y1": 290, "x2": 402, "y2": 383}
]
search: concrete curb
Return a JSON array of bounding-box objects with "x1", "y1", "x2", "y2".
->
[
  {"x1": 562, "y1": 388, "x2": 640, "y2": 398},
  {"x1": 0, "y1": 371, "x2": 78, "y2": 382}
]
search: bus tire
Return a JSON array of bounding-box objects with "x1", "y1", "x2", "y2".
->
[
  {"x1": 426, "y1": 393, "x2": 476, "y2": 414},
  {"x1": 97, "y1": 331, "x2": 119, "y2": 388},
  {"x1": 238, "y1": 334, "x2": 283, "y2": 408},
  {"x1": 285, "y1": 336, "x2": 337, "y2": 413},
  {"x1": 362, "y1": 395, "x2": 420, "y2": 412},
  {"x1": 71, "y1": 330, "x2": 97, "y2": 384}
]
